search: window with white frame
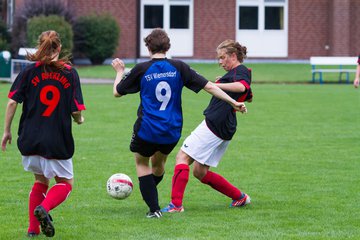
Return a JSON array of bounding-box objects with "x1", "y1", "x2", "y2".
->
[
  {"x1": 237, "y1": 0, "x2": 288, "y2": 57},
  {"x1": 141, "y1": 0, "x2": 193, "y2": 57}
]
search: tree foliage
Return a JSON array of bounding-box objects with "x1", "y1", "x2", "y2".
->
[
  {"x1": 73, "y1": 14, "x2": 120, "y2": 65},
  {"x1": 11, "y1": 0, "x2": 74, "y2": 56},
  {"x1": 27, "y1": 15, "x2": 73, "y2": 57}
]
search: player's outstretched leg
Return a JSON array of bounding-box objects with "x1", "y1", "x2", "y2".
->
[
  {"x1": 200, "y1": 170, "x2": 251, "y2": 207},
  {"x1": 34, "y1": 205, "x2": 55, "y2": 237}
]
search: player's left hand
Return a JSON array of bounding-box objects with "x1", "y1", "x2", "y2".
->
[
  {"x1": 234, "y1": 102, "x2": 247, "y2": 114},
  {"x1": 111, "y1": 58, "x2": 125, "y2": 73},
  {"x1": 74, "y1": 115, "x2": 85, "y2": 125}
]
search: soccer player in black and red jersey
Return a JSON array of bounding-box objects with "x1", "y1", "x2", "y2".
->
[
  {"x1": 162, "y1": 39, "x2": 252, "y2": 213},
  {"x1": 1, "y1": 30, "x2": 85, "y2": 237},
  {"x1": 354, "y1": 55, "x2": 360, "y2": 88}
]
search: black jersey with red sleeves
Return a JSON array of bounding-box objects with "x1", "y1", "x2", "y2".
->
[
  {"x1": 204, "y1": 64, "x2": 252, "y2": 140},
  {"x1": 8, "y1": 62, "x2": 86, "y2": 159}
]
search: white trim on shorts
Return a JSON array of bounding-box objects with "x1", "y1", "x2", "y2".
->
[
  {"x1": 22, "y1": 155, "x2": 73, "y2": 179},
  {"x1": 180, "y1": 120, "x2": 230, "y2": 167}
]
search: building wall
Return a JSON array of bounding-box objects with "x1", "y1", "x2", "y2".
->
[
  {"x1": 350, "y1": 0, "x2": 360, "y2": 55},
  {"x1": 193, "y1": 0, "x2": 236, "y2": 59},
  {"x1": 12, "y1": 0, "x2": 360, "y2": 60},
  {"x1": 330, "y1": 0, "x2": 351, "y2": 56},
  {"x1": 288, "y1": 0, "x2": 330, "y2": 59},
  {"x1": 288, "y1": 0, "x2": 359, "y2": 59}
]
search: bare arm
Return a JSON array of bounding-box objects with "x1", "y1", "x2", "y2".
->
[
  {"x1": 2, "y1": 99, "x2": 18, "y2": 151},
  {"x1": 354, "y1": 64, "x2": 360, "y2": 88},
  {"x1": 215, "y1": 82, "x2": 246, "y2": 93},
  {"x1": 203, "y1": 81, "x2": 247, "y2": 113},
  {"x1": 112, "y1": 58, "x2": 126, "y2": 97},
  {"x1": 72, "y1": 111, "x2": 84, "y2": 125}
]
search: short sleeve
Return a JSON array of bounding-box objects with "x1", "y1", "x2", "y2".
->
[
  {"x1": 169, "y1": 60, "x2": 207, "y2": 93},
  {"x1": 71, "y1": 69, "x2": 86, "y2": 112},
  {"x1": 116, "y1": 65, "x2": 142, "y2": 95},
  {"x1": 235, "y1": 67, "x2": 251, "y2": 90},
  {"x1": 8, "y1": 67, "x2": 31, "y2": 103}
]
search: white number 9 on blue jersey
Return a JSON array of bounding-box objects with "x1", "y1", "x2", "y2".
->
[{"x1": 155, "y1": 81, "x2": 171, "y2": 111}]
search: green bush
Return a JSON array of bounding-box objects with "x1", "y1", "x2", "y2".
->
[
  {"x1": 11, "y1": 0, "x2": 74, "y2": 57},
  {"x1": 0, "y1": 20, "x2": 11, "y2": 51},
  {"x1": 73, "y1": 14, "x2": 120, "y2": 65},
  {"x1": 27, "y1": 15, "x2": 73, "y2": 57}
]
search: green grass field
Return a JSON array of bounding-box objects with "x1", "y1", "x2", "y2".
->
[{"x1": 0, "y1": 67, "x2": 360, "y2": 239}]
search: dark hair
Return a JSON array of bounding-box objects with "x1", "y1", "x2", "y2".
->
[
  {"x1": 216, "y1": 39, "x2": 247, "y2": 63},
  {"x1": 144, "y1": 28, "x2": 171, "y2": 54},
  {"x1": 26, "y1": 30, "x2": 71, "y2": 71}
]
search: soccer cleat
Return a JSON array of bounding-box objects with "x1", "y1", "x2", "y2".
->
[
  {"x1": 27, "y1": 232, "x2": 39, "y2": 238},
  {"x1": 146, "y1": 210, "x2": 162, "y2": 218},
  {"x1": 34, "y1": 206, "x2": 55, "y2": 237},
  {"x1": 230, "y1": 193, "x2": 251, "y2": 207},
  {"x1": 161, "y1": 202, "x2": 184, "y2": 213}
]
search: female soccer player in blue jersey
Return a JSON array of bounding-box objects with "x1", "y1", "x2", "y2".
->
[
  {"x1": 112, "y1": 29, "x2": 246, "y2": 218},
  {"x1": 1, "y1": 30, "x2": 85, "y2": 237},
  {"x1": 162, "y1": 39, "x2": 252, "y2": 213}
]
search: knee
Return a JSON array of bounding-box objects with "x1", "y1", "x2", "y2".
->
[
  {"x1": 55, "y1": 177, "x2": 74, "y2": 186},
  {"x1": 192, "y1": 162, "x2": 208, "y2": 180},
  {"x1": 176, "y1": 150, "x2": 192, "y2": 165},
  {"x1": 192, "y1": 169, "x2": 204, "y2": 180}
]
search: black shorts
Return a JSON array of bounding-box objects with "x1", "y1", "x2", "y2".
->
[{"x1": 129, "y1": 134, "x2": 178, "y2": 157}]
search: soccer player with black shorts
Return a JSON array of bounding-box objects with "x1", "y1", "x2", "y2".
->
[
  {"x1": 1, "y1": 31, "x2": 85, "y2": 237},
  {"x1": 162, "y1": 39, "x2": 252, "y2": 213},
  {"x1": 112, "y1": 29, "x2": 246, "y2": 218}
]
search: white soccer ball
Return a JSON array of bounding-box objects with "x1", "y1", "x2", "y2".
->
[{"x1": 106, "y1": 173, "x2": 133, "y2": 200}]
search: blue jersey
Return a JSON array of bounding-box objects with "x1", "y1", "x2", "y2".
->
[{"x1": 116, "y1": 58, "x2": 208, "y2": 144}]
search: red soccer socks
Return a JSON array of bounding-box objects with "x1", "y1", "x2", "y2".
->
[
  {"x1": 28, "y1": 182, "x2": 48, "y2": 235},
  {"x1": 40, "y1": 182, "x2": 72, "y2": 212},
  {"x1": 200, "y1": 171, "x2": 242, "y2": 200},
  {"x1": 171, "y1": 164, "x2": 190, "y2": 207}
]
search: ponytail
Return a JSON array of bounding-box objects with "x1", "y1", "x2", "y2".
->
[{"x1": 26, "y1": 30, "x2": 71, "y2": 71}]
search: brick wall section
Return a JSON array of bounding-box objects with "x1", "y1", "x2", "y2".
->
[
  {"x1": 350, "y1": 0, "x2": 360, "y2": 55},
  {"x1": 330, "y1": 0, "x2": 351, "y2": 56},
  {"x1": 193, "y1": 0, "x2": 236, "y2": 59},
  {"x1": 68, "y1": 0, "x2": 138, "y2": 59},
  {"x1": 288, "y1": 0, "x2": 330, "y2": 59}
]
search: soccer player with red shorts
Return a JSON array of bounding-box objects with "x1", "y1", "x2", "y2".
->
[
  {"x1": 1, "y1": 30, "x2": 85, "y2": 237},
  {"x1": 162, "y1": 39, "x2": 252, "y2": 213}
]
